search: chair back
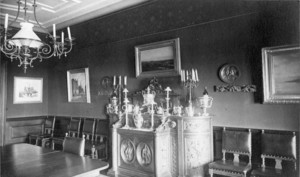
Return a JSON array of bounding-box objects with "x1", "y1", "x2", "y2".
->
[
  {"x1": 43, "y1": 116, "x2": 56, "y2": 137},
  {"x1": 95, "y1": 119, "x2": 108, "y2": 143},
  {"x1": 68, "y1": 118, "x2": 81, "y2": 137},
  {"x1": 82, "y1": 118, "x2": 96, "y2": 141},
  {"x1": 63, "y1": 136, "x2": 85, "y2": 156},
  {"x1": 222, "y1": 128, "x2": 252, "y2": 164},
  {"x1": 261, "y1": 131, "x2": 297, "y2": 170}
]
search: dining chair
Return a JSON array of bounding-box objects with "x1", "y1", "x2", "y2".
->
[
  {"x1": 52, "y1": 117, "x2": 82, "y2": 150},
  {"x1": 208, "y1": 128, "x2": 252, "y2": 177},
  {"x1": 28, "y1": 116, "x2": 56, "y2": 147},
  {"x1": 93, "y1": 119, "x2": 109, "y2": 160},
  {"x1": 81, "y1": 118, "x2": 96, "y2": 156},
  {"x1": 63, "y1": 134, "x2": 85, "y2": 156},
  {"x1": 250, "y1": 131, "x2": 297, "y2": 177}
]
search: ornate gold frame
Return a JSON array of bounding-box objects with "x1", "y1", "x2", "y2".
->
[
  {"x1": 262, "y1": 45, "x2": 300, "y2": 104},
  {"x1": 135, "y1": 38, "x2": 181, "y2": 77}
]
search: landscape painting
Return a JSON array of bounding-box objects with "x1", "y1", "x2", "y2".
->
[
  {"x1": 13, "y1": 77, "x2": 43, "y2": 104},
  {"x1": 67, "y1": 68, "x2": 91, "y2": 103},
  {"x1": 262, "y1": 45, "x2": 300, "y2": 103},
  {"x1": 135, "y1": 38, "x2": 181, "y2": 77}
]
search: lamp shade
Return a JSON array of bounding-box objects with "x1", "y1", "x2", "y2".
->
[{"x1": 9, "y1": 22, "x2": 44, "y2": 48}]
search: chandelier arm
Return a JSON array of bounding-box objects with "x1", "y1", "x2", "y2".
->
[
  {"x1": 7, "y1": 1, "x2": 22, "y2": 27},
  {"x1": 36, "y1": 43, "x2": 55, "y2": 59},
  {"x1": 32, "y1": 0, "x2": 52, "y2": 37},
  {"x1": 1, "y1": 40, "x2": 17, "y2": 55}
]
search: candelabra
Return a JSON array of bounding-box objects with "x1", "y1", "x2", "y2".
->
[
  {"x1": 106, "y1": 75, "x2": 127, "y2": 115},
  {"x1": 122, "y1": 88, "x2": 130, "y2": 129},
  {"x1": 181, "y1": 68, "x2": 199, "y2": 117}
]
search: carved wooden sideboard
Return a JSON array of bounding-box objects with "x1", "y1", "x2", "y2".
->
[
  {"x1": 174, "y1": 116, "x2": 213, "y2": 177},
  {"x1": 108, "y1": 114, "x2": 213, "y2": 177}
]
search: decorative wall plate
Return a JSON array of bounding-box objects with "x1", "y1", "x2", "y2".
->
[{"x1": 218, "y1": 64, "x2": 240, "y2": 84}]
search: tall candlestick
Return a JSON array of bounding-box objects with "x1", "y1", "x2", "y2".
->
[
  {"x1": 4, "y1": 14, "x2": 8, "y2": 29},
  {"x1": 124, "y1": 76, "x2": 127, "y2": 86},
  {"x1": 53, "y1": 24, "x2": 56, "y2": 37},
  {"x1": 67, "y1": 27, "x2": 71, "y2": 40},
  {"x1": 119, "y1": 76, "x2": 121, "y2": 85},
  {"x1": 192, "y1": 69, "x2": 195, "y2": 81},
  {"x1": 113, "y1": 76, "x2": 116, "y2": 86},
  {"x1": 182, "y1": 70, "x2": 185, "y2": 82}
]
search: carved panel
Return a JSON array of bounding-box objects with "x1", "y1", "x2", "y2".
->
[
  {"x1": 171, "y1": 134, "x2": 178, "y2": 177},
  {"x1": 136, "y1": 142, "x2": 152, "y2": 167},
  {"x1": 120, "y1": 139, "x2": 135, "y2": 164},
  {"x1": 185, "y1": 136, "x2": 211, "y2": 176},
  {"x1": 183, "y1": 120, "x2": 210, "y2": 132}
]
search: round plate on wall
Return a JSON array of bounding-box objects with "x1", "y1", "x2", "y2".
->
[{"x1": 218, "y1": 64, "x2": 240, "y2": 84}]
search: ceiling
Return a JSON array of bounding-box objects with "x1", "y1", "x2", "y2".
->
[{"x1": 0, "y1": 0, "x2": 149, "y2": 33}]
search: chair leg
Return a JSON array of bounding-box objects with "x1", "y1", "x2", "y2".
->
[
  {"x1": 51, "y1": 142, "x2": 55, "y2": 150},
  {"x1": 208, "y1": 169, "x2": 213, "y2": 177}
]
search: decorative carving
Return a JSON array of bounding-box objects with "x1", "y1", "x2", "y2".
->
[
  {"x1": 120, "y1": 139, "x2": 135, "y2": 163},
  {"x1": 185, "y1": 139, "x2": 204, "y2": 175},
  {"x1": 137, "y1": 143, "x2": 152, "y2": 166},
  {"x1": 215, "y1": 85, "x2": 256, "y2": 92},
  {"x1": 171, "y1": 135, "x2": 178, "y2": 177}
]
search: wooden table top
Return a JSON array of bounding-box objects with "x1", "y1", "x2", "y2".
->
[{"x1": 1, "y1": 143, "x2": 109, "y2": 177}]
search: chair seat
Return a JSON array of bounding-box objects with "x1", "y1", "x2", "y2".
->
[
  {"x1": 209, "y1": 160, "x2": 252, "y2": 175},
  {"x1": 250, "y1": 167, "x2": 295, "y2": 177}
]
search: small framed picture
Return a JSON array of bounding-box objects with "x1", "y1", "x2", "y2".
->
[
  {"x1": 67, "y1": 67, "x2": 91, "y2": 103},
  {"x1": 135, "y1": 38, "x2": 181, "y2": 77},
  {"x1": 262, "y1": 45, "x2": 300, "y2": 104},
  {"x1": 13, "y1": 77, "x2": 43, "y2": 104}
]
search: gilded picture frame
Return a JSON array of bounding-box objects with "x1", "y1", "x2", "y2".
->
[
  {"x1": 262, "y1": 45, "x2": 300, "y2": 104},
  {"x1": 13, "y1": 77, "x2": 43, "y2": 104},
  {"x1": 67, "y1": 67, "x2": 91, "y2": 103},
  {"x1": 135, "y1": 38, "x2": 181, "y2": 77}
]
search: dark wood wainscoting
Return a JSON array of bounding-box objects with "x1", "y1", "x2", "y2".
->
[{"x1": 5, "y1": 116, "x2": 47, "y2": 144}]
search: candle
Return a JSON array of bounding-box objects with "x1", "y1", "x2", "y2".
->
[
  {"x1": 53, "y1": 24, "x2": 56, "y2": 37},
  {"x1": 186, "y1": 70, "x2": 189, "y2": 80},
  {"x1": 195, "y1": 69, "x2": 199, "y2": 82},
  {"x1": 124, "y1": 76, "x2": 127, "y2": 86},
  {"x1": 182, "y1": 69, "x2": 185, "y2": 82},
  {"x1": 119, "y1": 76, "x2": 121, "y2": 85},
  {"x1": 61, "y1": 32, "x2": 64, "y2": 43},
  {"x1": 192, "y1": 69, "x2": 195, "y2": 81},
  {"x1": 180, "y1": 70, "x2": 183, "y2": 81},
  {"x1": 67, "y1": 27, "x2": 71, "y2": 40},
  {"x1": 4, "y1": 14, "x2": 8, "y2": 29},
  {"x1": 113, "y1": 76, "x2": 116, "y2": 86}
]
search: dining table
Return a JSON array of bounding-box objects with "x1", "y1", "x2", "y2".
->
[{"x1": 1, "y1": 143, "x2": 109, "y2": 177}]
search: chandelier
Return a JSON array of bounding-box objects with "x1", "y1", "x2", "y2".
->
[{"x1": 0, "y1": 0, "x2": 74, "y2": 72}]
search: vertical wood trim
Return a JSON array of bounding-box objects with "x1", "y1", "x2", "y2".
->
[{"x1": 0, "y1": 61, "x2": 7, "y2": 146}]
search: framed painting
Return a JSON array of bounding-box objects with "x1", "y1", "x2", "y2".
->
[
  {"x1": 67, "y1": 67, "x2": 91, "y2": 103},
  {"x1": 135, "y1": 38, "x2": 181, "y2": 77},
  {"x1": 13, "y1": 77, "x2": 43, "y2": 104},
  {"x1": 262, "y1": 45, "x2": 300, "y2": 104}
]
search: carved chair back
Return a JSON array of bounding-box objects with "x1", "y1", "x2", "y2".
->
[
  {"x1": 222, "y1": 128, "x2": 252, "y2": 164},
  {"x1": 43, "y1": 116, "x2": 56, "y2": 137},
  {"x1": 68, "y1": 118, "x2": 81, "y2": 137},
  {"x1": 261, "y1": 131, "x2": 297, "y2": 171},
  {"x1": 82, "y1": 118, "x2": 96, "y2": 141},
  {"x1": 95, "y1": 119, "x2": 109, "y2": 143}
]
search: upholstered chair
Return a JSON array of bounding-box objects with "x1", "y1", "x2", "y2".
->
[
  {"x1": 63, "y1": 134, "x2": 85, "y2": 156},
  {"x1": 28, "y1": 116, "x2": 56, "y2": 147},
  {"x1": 250, "y1": 131, "x2": 297, "y2": 177},
  {"x1": 209, "y1": 128, "x2": 252, "y2": 177},
  {"x1": 52, "y1": 117, "x2": 82, "y2": 150},
  {"x1": 81, "y1": 118, "x2": 96, "y2": 156},
  {"x1": 93, "y1": 119, "x2": 109, "y2": 160}
]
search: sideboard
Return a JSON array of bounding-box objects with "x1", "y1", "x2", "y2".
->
[{"x1": 107, "y1": 113, "x2": 213, "y2": 177}]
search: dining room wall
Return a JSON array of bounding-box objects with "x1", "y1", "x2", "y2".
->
[{"x1": 4, "y1": 0, "x2": 299, "y2": 131}]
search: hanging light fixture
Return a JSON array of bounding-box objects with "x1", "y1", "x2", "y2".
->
[{"x1": 0, "y1": 0, "x2": 74, "y2": 73}]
